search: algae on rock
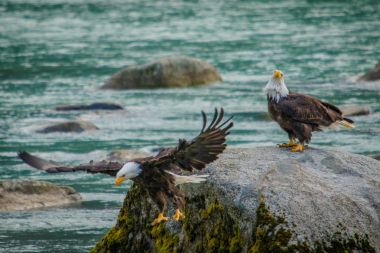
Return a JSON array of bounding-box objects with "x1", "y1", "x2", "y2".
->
[
  {"x1": 92, "y1": 147, "x2": 380, "y2": 252},
  {"x1": 91, "y1": 185, "x2": 244, "y2": 253}
]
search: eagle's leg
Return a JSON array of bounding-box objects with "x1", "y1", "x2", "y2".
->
[
  {"x1": 290, "y1": 143, "x2": 305, "y2": 152},
  {"x1": 172, "y1": 192, "x2": 185, "y2": 221},
  {"x1": 151, "y1": 192, "x2": 169, "y2": 226},
  {"x1": 151, "y1": 212, "x2": 169, "y2": 225},
  {"x1": 278, "y1": 138, "x2": 297, "y2": 148},
  {"x1": 172, "y1": 209, "x2": 185, "y2": 221}
]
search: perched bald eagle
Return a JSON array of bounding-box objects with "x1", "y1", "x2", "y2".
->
[
  {"x1": 264, "y1": 70, "x2": 354, "y2": 152},
  {"x1": 18, "y1": 108, "x2": 233, "y2": 225}
]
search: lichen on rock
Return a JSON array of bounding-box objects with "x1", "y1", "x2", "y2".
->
[
  {"x1": 92, "y1": 147, "x2": 380, "y2": 252},
  {"x1": 250, "y1": 196, "x2": 375, "y2": 253},
  {"x1": 91, "y1": 185, "x2": 244, "y2": 253}
]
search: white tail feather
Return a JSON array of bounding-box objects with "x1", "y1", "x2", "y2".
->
[
  {"x1": 165, "y1": 171, "x2": 209, "y2": 185},
  {"x1": 338, "y1": 120, "x2": 355, "y2": 129}
]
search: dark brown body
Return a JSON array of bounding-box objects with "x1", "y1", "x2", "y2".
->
[
  {"x1": 268, "y1": 92, "x2": 353, "y2": 144},
  {"x1": 132, "y1": 164, "x2": 185, "y2": 212}
]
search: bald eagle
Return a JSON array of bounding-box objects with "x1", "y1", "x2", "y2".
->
[
  {"x1": 18, "y1": 108, "x2": 233, "y2": 225},
  {"x1": 264, "y1": 70, "x2": 354, "y2": 152}
]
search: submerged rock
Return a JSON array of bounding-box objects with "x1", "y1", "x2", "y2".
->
[
  {"x1": 107, "y1": 149, "x2": 150, "y2": 163},
  {"x1": 0, "y1": 180, "x2": 82, "y2": 211},
  {"x1": 371, "y1": 154, "x2": 380, "y2": 161},
  {"x1": 37, "y1": 120, "x2": 99, "y2": 133},
  {"x1": 55, "y1": 103, "x2": 123, "y2": 111},
  {"x1": 92, "y1": 147, "x2": 380, "y2": 253},
  {"x1": 101, "y1": 56, "x2": 222, "y2": 89},
  {"x1": 358, "y1": 62, "x2": 380, "y2": 81},
  {"x1": 340, "y1": 104, "x2": 370, "y2": 116}
]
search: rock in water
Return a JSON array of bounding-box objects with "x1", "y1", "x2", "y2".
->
[
  {"x1": 358, "y1": 62, "x2": 380, "y2": 81},
  {"x1": 37, "y1": 120, "x2": 99, "y2": 133},
  {"x1": 107, "y1": 149, "x2": 150, "y2": 162},
  {"x1": 101, "y1": 56, "x2": 222, "y2": 89},
  {"x1": 92, "y1": 147, "x2": 380, "y2": 253},
  {"x1": 0, "y1": 180, "x2": 82, "y2": 211},
  {"x1": 55, "y1": 103, "x2": 123, "y2": 111},
  {"x1": 371, "y1": 154, "x2": 380, "y2": 161}
]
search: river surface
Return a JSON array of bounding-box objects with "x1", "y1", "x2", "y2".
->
[{"x1": 1, "y1": 0, "x2": 379, "y2": 252}]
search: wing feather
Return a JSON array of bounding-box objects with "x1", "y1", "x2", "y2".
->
[
  {"x1": 279, "y1": 93, "x2": 342, "y2": 126},
  {"x1": 149, "y1": 108, "x2": 233, "y2": 172},
  {"x1": 18, "y1": 151, "x2": 122, "y2": 176}
]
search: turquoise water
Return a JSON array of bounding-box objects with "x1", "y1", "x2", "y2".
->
[{"x1": 1, "y1": 0, "x2": 380, "y2": 252}]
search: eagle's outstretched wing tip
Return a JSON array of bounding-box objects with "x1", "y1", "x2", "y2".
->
[
  {"x1": 201, "y1": 110, "x2": 207, "y2": 133},
  {"x1": 17, "y1": 150, "x2": 27, "y2": 158},
  {"x1": 167, "y1": 108, "x2": 233, "y2": 172},
  {"x1": 17, "y1": 150, "x2": 54, "y2": 170},
  {"x1": 17, "y1": 151, "x2": 121, "y2": 176}
]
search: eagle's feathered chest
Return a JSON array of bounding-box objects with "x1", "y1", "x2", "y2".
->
[
  {"x1": 268, "y1": 97, "x2": 283, "y2": 120},
  {"x1": 134, "y1": 165, "x2": 174, "y2": 192},
  {"x1": 267, "y1": 96, "x2": 293, "y2": 130}
]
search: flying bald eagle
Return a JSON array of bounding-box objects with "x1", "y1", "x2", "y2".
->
[
  {"x1": 18, "y1": 108, "x2": 233, "y2": 225},
  {"x1": 264, "y1": 70, "x2": 354, "y2": 152}
]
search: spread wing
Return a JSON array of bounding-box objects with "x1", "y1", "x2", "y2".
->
[
  {"x1": 146, "y1": 108, "x2": 233, "y2": 172},
  {"x1": 18, "y1": 151, "x2": 123, "y2": 176},
  {"x1": 279, "y1": 93, "x2": 343, "y2": 126}
]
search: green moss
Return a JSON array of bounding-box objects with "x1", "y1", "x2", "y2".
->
[
  {"x1": 249, "y1": 196, "x2": 305, "y2": 253},
  {"x1": 91, "y1": 185, "x2": 375, "y2": 253},
  {"x1": 314, "y1": 231, "x2": 375, "y2": 253},
  {"x1": 91, "y1": 185, "x2": 154, "y2": 253},
  {"x1": 151, "y1": 223, "x2": 179, "y2": 253},
  {"x1": 182, "y1": 196, "x2": 243, "y2": 253},
  {"x1": 90, "y1": 227, "x2": 126, "y2": 253},
  {"x1": 200, "y1": 201, "x2": 224, "y2": 218},
  {"x1": 248, "y1": 195, "x2": 375, "y2": 253}
]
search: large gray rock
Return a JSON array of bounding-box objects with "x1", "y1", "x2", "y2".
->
[
  {"x1": 101, "y1": 56, "x2": 222, "y2": 89},
  {"x1": 0, "y1": 180, "x2": 82, "y2": 211},
  {"x1": 359, "y1": 62, "x2": 380, "y2": 81},
  {"x1": 37, "y1": 120, "x2": 99, "y2": 133},
  {"x1": 92, "y1": 147, "x2": 380, "y2": 253}
]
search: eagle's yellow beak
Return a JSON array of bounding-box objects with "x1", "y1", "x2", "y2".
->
[
  {"x1": 115, "y1": 176, "x2": 125, "y2": 186},
  {"x1": 273, "y1": 70, "x2": 283, "y2": 79}
]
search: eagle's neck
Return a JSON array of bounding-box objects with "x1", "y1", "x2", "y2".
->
[{"x1": 264, "y1": 78, "x2": 289, "y2": 103}]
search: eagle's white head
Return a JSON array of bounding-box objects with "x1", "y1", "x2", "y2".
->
[
  {"x1": 264, "y1": 70, "x2": 289, "y2": 103},
  {"x1": 115, "y1": 162, "x2": 142, "y2": 186}
]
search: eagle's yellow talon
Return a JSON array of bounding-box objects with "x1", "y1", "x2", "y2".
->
[
  {"x1": 278, "y1": 139, "x2": 297, "y2": 148},
  {"x1": 172, "y1": 209, "x2": 185, "y2": 221},
  {"x1": 151, "y1": 212, "x2": 169, "y2": 226},
  {"x1": 290, "y1": 144, "x2": 305, "y2": 152},
  {"x1": 278, "y1": 143, "x2": 297, "y2": 148}
]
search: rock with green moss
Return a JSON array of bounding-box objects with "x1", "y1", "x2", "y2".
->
[
  {"x1": 92, "y1": 147, "x2": 380, "y2": 252},
  {"x1": 101, "y1": 56, "x2": 222, "y2": 89}
]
